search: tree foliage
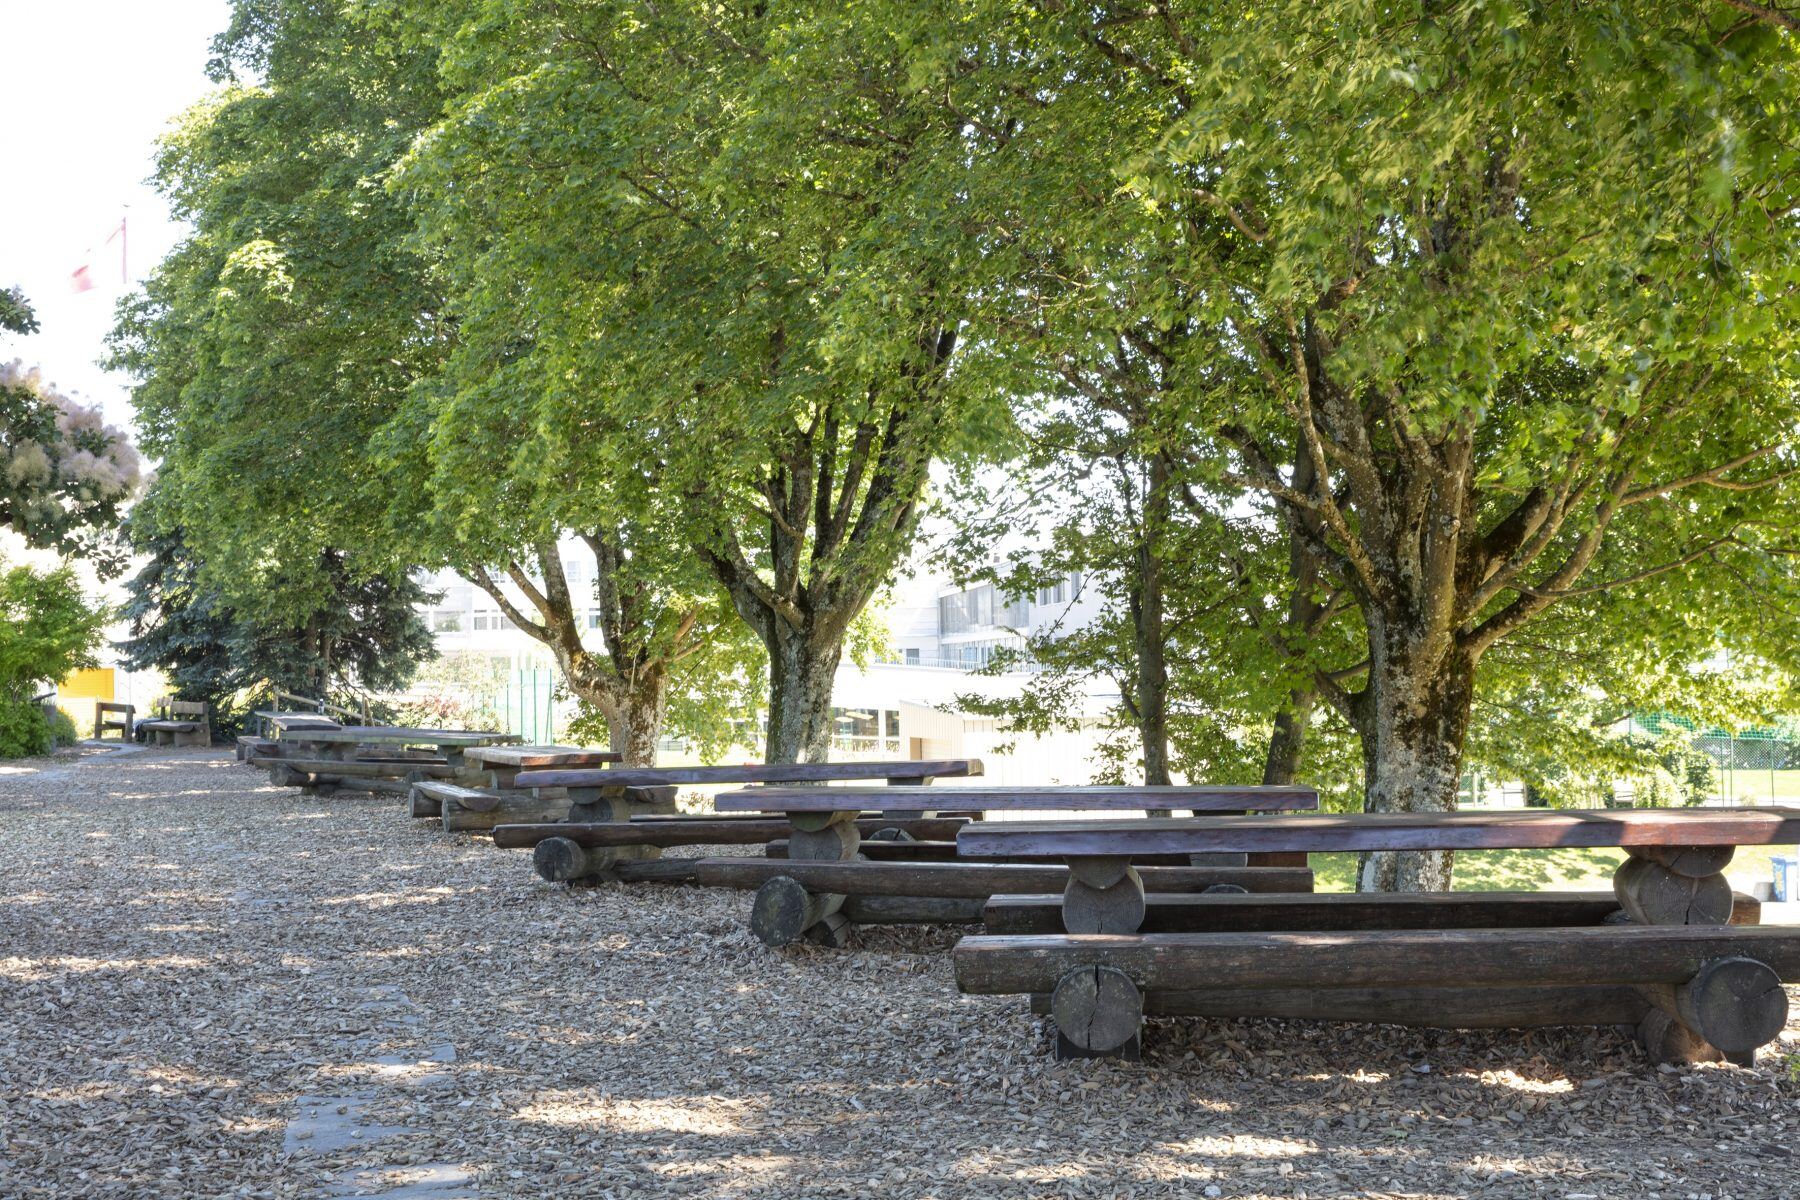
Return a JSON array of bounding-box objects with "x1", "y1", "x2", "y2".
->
[
  {"x1": 1, "y1": 359, "x2": 139, "y2": 560},
  {"x1": 117, "y1": 484, "x2": 436, "y2": 719}
]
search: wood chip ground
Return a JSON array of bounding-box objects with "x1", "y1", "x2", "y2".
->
[{"x1": 3, "y1": 747, "x2": 1797, "y2": 1198}]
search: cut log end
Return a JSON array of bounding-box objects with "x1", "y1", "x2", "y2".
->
[
  {"x1": 787, "y1": 821, "x2": 861, "y2": 862},
  {"x1": 1669, "y1": 956, "x2": 1788, "y2": 1054},
  {"x1": 534, "y1": 837, "x2": 609, "y2": 883},
  {"x1": 1050, "y1": 965, "x2": 1143, "y2": 1054},
  {"x1": 1613, "y1": 857, "x2": 1734, "y2": 927},
  {"x1": 749, "y1": 876, "x2": 842, "y2": 947},
  {"x1": 1062, "y1": 868, "x2": 1146, "y2": 935}
]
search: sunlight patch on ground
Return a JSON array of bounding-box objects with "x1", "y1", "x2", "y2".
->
[
  {"x1": 518, "y1": 1092, "x2": 753, "y2": 1137},
  {"x1": 0, "y1": 954, "x2": 213, "y2": 980},
  {"x1": 1162, "y1": 1133, "x2": 1318, "y2": 1159}
]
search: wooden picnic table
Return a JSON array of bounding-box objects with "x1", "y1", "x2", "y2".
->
[
  {"x1": 705, "y1": 783, "x2": 1319, "y2": 946},
  {"x1": 274, "y1": 726, "x2": 521, "y2": 770},
  {"x1": 952, "y1": 805, "x2": 1800, "y2": 1064},
  {"x1": 497, "y1": 759, "x2": 985, "y2": 897},
  {"x1": 463, "y1": 744, "x2": 622, "y2": 770},
  {"x1": 254, "y1": 711, "x2": 343, "y2": 731},
  {"x1": 716, "y1": 784, "x2": 1319, "y2": 813}
]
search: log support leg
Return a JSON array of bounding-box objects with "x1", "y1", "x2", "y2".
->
[
  {"x1": 750, "y1": 810, "x2": 861, "y2": 947},
  {"x1": 1062, "y1": 857, "x2": 1147, "y2": 935},
  {"x1": 1638, "y1": 955, "x2": 1788, "y2": 1063},
  {"x1": 1617, "y1": 846, "x2": 1784, "y2": 1065},
  {"x1": 1051, "y1": 965, "x2": 1143, "y2": 1061},
  {"x1": 534, "y1": 786, "x2": 679, "y2": 885},
  {"x1": 1613, "y1": 853, "x2": 1734, "y2": 927}
]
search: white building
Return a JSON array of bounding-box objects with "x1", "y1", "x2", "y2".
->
[{"x1": 409, "y1": 544, "x2": 1120, "y2": 780}]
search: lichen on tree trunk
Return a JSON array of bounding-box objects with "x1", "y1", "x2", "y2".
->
[
  {"x1": 764, "y1": 629, "x2": 842, "y2": 764},
  {"x1": 1354, "y1": 627, "x2": 1477, "y2": 893}
]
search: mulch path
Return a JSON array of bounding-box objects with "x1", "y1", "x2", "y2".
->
[{"x1": 2, "y1": 747, "x2": 1796, "y2": 1199}]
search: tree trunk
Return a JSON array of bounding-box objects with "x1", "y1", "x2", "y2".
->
[
  {"x1": 1356, "y1": 625, "x2": 1478, "y2": 893},
  {"x1": 611, "y1": 675, "x2": 665, "y2": 768},
  {"x1": 1131, "y1": 453, "x2": 1173, "y2": 803},
  {"x1": 615, "y1": 680, "x2": 666, "y2": 766},
  {"x1": 765, "y1": 628, "x2": 841, "y2": 764},
  {"x1": 1262, "y1": 688, "x2": 1314, "y2": 786},
  {"x1": 1132, "y1": 478, "x2": 1172, "y2": 789}
]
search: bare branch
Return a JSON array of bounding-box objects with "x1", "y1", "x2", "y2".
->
[
  {"x1": 1621, "y1": 444, "x2": 1794, "y2": 504},
  {"x1": 1714, "y1": 0, "x2": 1800, "y2": 33}
]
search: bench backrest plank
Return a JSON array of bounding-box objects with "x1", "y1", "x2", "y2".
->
[
  {"x1": 513, "y1": 758, "x2": 983, "y2": 790},
  {"x1": 956, "y1": 806, "x2": 1800, "y2": 858},
  {"x1": 716, "y1": 784, "x2": 1319, "y2": 813}
]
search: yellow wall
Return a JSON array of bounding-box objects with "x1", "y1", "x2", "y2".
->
[
  {"x1": 60, "y1": 668, "x2": 116, "y2": 701},
  {"x1": 57, "y1": 669, "x2": 118, "y2": 737}
]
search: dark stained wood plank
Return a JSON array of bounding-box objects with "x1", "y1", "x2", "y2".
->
[
  {"x1": 490, "y1": 816, "x2": 969, "y2": 850},
  {"x1": 513, "y1": 758, "x2": 983, "y2": 790},
  {"x1": 691, "y1": 858, "x2": 1315, "y2": 898},
  {"x1": 1027, "y1": 985, "x2": 1654, "y2": 1029},
  {"x1": 981, "y1": 890, "x2": 1762, "y2": 936},
  {"x1": 767, "y1": 838, "x2": 1195, "y2": 865},
  {"x1": 952, "y1": 925, "x2": 1800, "y2": 995},
  {"x1": 715, "y1": 784, "x2": 1320, "y2": 814},
  {"x1": 955, "y1": 807, "x2": 1800, "y2": 858},
  {"x1": 463, "y1": 744, "x2": 624, "y2": 769}
]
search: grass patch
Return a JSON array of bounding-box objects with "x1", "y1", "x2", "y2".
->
[{"x1": 1310, "y1": 843, "x2": 1794, "y2": 895}]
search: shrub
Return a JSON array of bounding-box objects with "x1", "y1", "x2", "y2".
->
[
  {"x1": 45, "y1": 707, "x2": 77, "y2": 747},
  {"x1": 0, "y1": 698, "x2": 53, "y2": 759},
  {"x1": 0, "y1": 558, "x2": 109, "y2": 705}
]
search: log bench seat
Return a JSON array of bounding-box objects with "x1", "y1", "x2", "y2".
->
[
  {"x1": 141, "y1": 699, "x2": 209, "y2": 747},
  {"x1": 705, "y1": 783, "x2": 1321, "y2": 947},
  {"x1": 410, "y1": 781, "x2": 578, "y2": 833},
  {"x1": 981, "y1": 888, "x2": 1762, "y2": 935},
  {"x1": 953, "y1": 805, "x2": 1800, "y2": 1064},
  {"x1": 236, "y1": 735, "x2": 278, "y2": 763}
]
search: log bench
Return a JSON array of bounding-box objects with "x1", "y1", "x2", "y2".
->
[
  {"x1": 410, "y1": 781, "x2": 579, "y2": 833},
  {"x1": 500, "y1": 759, "x2": 985, "y2": 889},
  {"x1": 141, "y1": 699, "x2": 209, "y2": 747},
  {"x1": 952, "y1": 806, "x2": 1800, "y2": 1064},
  {"x1": 709, "y1": 784, "x2": 1319, "y2": 947}
]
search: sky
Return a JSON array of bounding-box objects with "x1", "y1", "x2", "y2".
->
[{"x1": 1, "y1": 0, "x2": 232, "y2": 437}]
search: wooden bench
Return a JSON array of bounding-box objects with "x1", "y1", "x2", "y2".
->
[
  {"x1": 93, "y1": 701, "x2": 134, "y2": 741},
  {"x1": 141, "y1": 700, "x2": 209, "y2": 747},
  {"x1": 708, "y1": 784, "x2": 1319, "y2": 947},
  {"x1": 952, "y1": 807, "x2": 1800, "y2": 1064},
  {"x1": 409, "y1": 781, "x2": 576, "y2": 833},
  {"x1": 498, "y1": 759, "x2": 986, "y2": 890}
]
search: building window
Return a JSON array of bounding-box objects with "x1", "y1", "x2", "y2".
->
[
  {"x1": 431, "y1": 610, "x2": 463, "y2": 633},
  {"x1": 902, "y1": 647, "x2": 920, "y2": 665},
  {"x1": 586, "y1": 611, "x2": 603, "y2": 630},
  {"x1": 938, "y1": 584, "x2": 995, "y2": 635}
]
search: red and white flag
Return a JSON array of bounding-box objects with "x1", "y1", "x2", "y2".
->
[{"x1": 70, "y1": 217, "x2": 127, "y2": 293}]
